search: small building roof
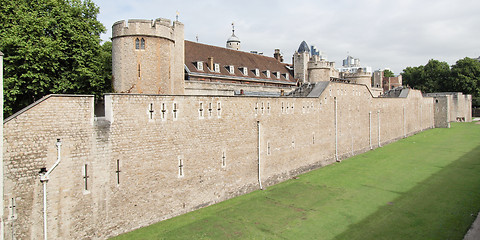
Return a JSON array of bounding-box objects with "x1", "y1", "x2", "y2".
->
[{"x1": 184, "y1": 40, "x2": 294, "y2": 84}]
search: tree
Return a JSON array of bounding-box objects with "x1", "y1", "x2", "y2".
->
[
  {"x1": 402, "y1": 59, "x2": 450, "y2": 93},
  {"x1": 450, "y1": 57, "x2": 480, "y2": 106},
  {"x1": 383, "y1": 69, "x2": 395, "y2": 78},
  {"x1": 402, "y1": 65, "x2": 425, "y2": 90},
  {"x1": 0, "y1": 0, "x2": 110, "y2": 117}
]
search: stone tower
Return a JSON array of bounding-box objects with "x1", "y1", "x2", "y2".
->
[
  {"x1": 226, "y1": 23, "x2": 241, "y2": 50},
  {"x1": 293, "y1": 41, "x2": 310, "y2": 83},
  {"x1": 112, "y1": 18, "x2": 185, "y2": 94}
]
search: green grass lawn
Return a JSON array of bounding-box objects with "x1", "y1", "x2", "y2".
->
[{"x1": 112, "y1": 122, "x2": 480, "y2": 240}]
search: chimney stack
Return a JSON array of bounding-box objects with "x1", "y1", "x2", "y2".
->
[{"x1": 274, "y1": 49, "x2": 283, "y2": 62}]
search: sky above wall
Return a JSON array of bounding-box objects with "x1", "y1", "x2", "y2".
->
[{"x1": 95, "y1": 0, "x2": 480, "y2": 75}]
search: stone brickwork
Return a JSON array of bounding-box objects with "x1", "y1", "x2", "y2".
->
[{"x1": 2, "y1": 82, "x2": 449, "y2": 239}]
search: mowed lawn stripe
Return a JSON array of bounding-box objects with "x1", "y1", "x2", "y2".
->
[{"x1": 112, "y1": 122, "x2": 480, "y2": 240}]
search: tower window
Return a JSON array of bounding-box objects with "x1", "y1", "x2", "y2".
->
[
  {"x1": 135, "y1": 38, "x2": 140, "y2": 49},
  {"x1": 138, "y1": 64, "x2": 141, "y2": 78},
  {"x1": 140, "y1": 38, "x2": 145, "y2": 49}
]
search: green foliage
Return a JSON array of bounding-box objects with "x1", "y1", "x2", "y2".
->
[
  {"x1": 383, "y1": 69, "x2": 395, "y2": 78},
  {"x1": 112, "y1": 123, "x2": 480, "y2": 240},
  {"x1": 0, "y1": 0, "x2": 111, "y2": 117},
  {"x1": 402, "y1": 58, "x2": 480, "y2": 107}
]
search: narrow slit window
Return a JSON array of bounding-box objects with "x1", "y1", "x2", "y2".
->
[
  {"x1": 9, "y1": 197, "x2": 16, "y2": 220},
  {"x1": 267, "y1": 102, "x2": 270, "y2": 114},
  {"x1": 83, "y1": 164, "x2": 89, "y2": 191},
  {"x1": 140, "y1": 38, "x2": 145, "y2": 49},
  {"x1": 116, "y1": 159, "x2": 121, "y2": 185},
  {"x1": 178, "y1": 158, "x2": 184, "y2": 177},
  {"x1": 267, "y1": 141, "x2": 271, "y2": 155},
  {"x1": 208, "y1": 102, "x2": 213, "y2": 117},
  {"x1": 199, "y1": 102, "x2": 204, "y2": 118},
  {"x1": 261, "y1": 102, "x2": 265, "y2": 115},
  {"x1": 135, "y1": 38, "x2": 140, "y2": 49},
  {"x1": 138, "y1": 64, "x2": 141, "y2": 78},
  {"x1": 255, "y1": 103, "x2": 258, "y2": 115},
  {"x1": 161, "y1": 103, "x2": 167, "y2": 121},
  {"x1": 173, "y1": 102, "x2": 178, "y2": 120},
  {"x1": 217, "y1": 102, "x2": 222, "y2": 117},
  {"x1": 148, "y1": 103, "x2": 154, "y2": 120},
  {"x1": 222, "y1": 151, "x2": 226, "y2": 168}
]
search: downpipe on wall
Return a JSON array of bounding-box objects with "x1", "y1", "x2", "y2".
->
[
  {"x1": 257, "y1": 121, "x2": 263, "y2": 190},
  {"x1": 334, "y1": 97, "x2": 339, "y2": 162},
  {"x1": 39, "y1": 139, "x2": 62, "y2": 240}
]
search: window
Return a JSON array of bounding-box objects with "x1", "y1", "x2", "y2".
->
[
  {"x1": 116, "y1": 159, "x2": 121, "y2": 185},
  {"x1": 282, "y1": 73, "x2": 289, "y2": 80},
  {"x1": 217, "y1": 102, "x2": 222, "y2": 117},
  {"x1": 239, "y1": 67, "x2": 248, "y2": 76},
  {"x1": 135, "y1": 38, "x2": 140, "y2": 49},
  {"x1": 140, "y1": 38, "x2": 145, "y2": 49},
  {"x1": 196, "y1": 62, "x2": 204, "y2": 71},
  {"x1": 173, "y1": 102, "x2": 178, "y2": 120},
  {"x1": 253, "y1": 69, "x2": 260, "y2": 77},
  {"x1": 214, "y1": 63, "x2": 220, "y2": 73},
  {"x1": 83, "y1": 164, "x2": 89, "y2": 191},
  {"x1": 178, "y1": 157, "x2": 184, "y2": 177},
  {"x1": 199, "y1": 102, "x2": 204, "y2": 119},
  {"x1": 221, "y1": 151, "x2": 226, "y2": 168},
  {"x1": 263, "y1": 70, "x2": 270, "y2": 78},
  {"x1": 274, "y1": 72, "x2": 280, "y2": 79},
  {"x1": 138, "y1": 64, "x2": 141, "y2": 78},
  {"x1": 229, "y1": 65, "x2": 235, "y2": 74}
]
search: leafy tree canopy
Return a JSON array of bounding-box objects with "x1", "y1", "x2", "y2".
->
[
  {"x1": 383, "y1": 69, "x2": 395, "y2": 78},
  {"x1": 0, "y1": 0, "x2": 111, "y2": 117},
  {"x1": 402, "y1": 58, "x2": 480, "y2": 107}
]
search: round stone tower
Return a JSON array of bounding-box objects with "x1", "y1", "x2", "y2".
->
[
  {"x1": 226, "y1": 23, "x2": 241, "y2": 50},
  {"x1": 112, "y1": 18, "x2": 185, "y2": 94}
]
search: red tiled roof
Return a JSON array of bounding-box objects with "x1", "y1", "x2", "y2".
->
[{"x1": 184, "y1": 41, "x2": 294, "y2": 84}]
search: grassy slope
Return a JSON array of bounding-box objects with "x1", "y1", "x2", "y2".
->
[{"x1": 112, "y1": 122, "x2": 480, "y2": 240}]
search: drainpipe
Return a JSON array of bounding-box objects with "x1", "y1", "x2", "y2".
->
[
  {"x1": 377, "y1": 110, "x2": 381, "y2": 147},
  {"x1": 369, "y1": 111, "x2": 372, "y2": 149},
  {"x1": 39, "y1": 139, "x2": 62, "y2": 240},
  {"x1": 257, "y1": 121, "x2": 263, "y2": 190},
  {"x1": 403, "y1": 106, "x2": 406, "y2": 138},
  {"x1": 334, "y1": 97, "x2": 339, "y2": 162}
]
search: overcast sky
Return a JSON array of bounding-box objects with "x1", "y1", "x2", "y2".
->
[{"x1": 95, "y1": 0, "x2": 480, "y2": 74}]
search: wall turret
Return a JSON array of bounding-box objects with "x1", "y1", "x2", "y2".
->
[
  {"x1": 293, "y1": 41, "x2": 310, "y2": 83},
  {"x1": 112, "y1": 18, "x2": 185, "y2": 94}
]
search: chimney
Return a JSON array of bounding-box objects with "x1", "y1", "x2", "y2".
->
[
  {"x1": 208, "y1": 57, "x2": 214, "y2": 70},
  {"x1": 274, "y1": 49, "x2": 283, "y2": 62}
]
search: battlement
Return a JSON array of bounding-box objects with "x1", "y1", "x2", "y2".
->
[
  {"x1": 308, "y1": 59, "x2": 336, "y2": 69},
  {"x1": 112, "y1": 18, "x2": 183, "y2": 41}
]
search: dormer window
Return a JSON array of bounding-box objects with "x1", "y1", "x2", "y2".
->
[
  {"x1": 263, "y1": 70, "x2": 271, "y2": 78},
  {"x1": 195, "y1": 61, "x2": 204, "y2": 71},
  {"x1": 214, "y1": 63, "x2": 220, "y2": 73},
  {"x1": 239, "y1": 67, "x2": 248, "y2": 76},
  {"x1": 225, "y1": 65, "x2": 235, "y2": 74},
  {"x1": 252, "y1": 69, "x2": 260, "y2": 77},
  {"x1": 282, "y1": 73, "x2": 289, "y2": 80},
  {"x1": 274, "y1": 72, "x2": 280, "y2": 79}
]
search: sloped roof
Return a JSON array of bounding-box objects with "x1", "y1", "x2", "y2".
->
[{"x1": 184, "y1": 40, "x2": 294, "y2": 84}]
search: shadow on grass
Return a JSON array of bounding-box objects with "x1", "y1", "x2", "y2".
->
[{"x1": 332, "y1": 144, "x2": 480, "y2": 240}]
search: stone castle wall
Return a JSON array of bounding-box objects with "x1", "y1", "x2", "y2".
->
[{"x1": 2, "y1": 82, "x2": 457, "y2": 239}]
